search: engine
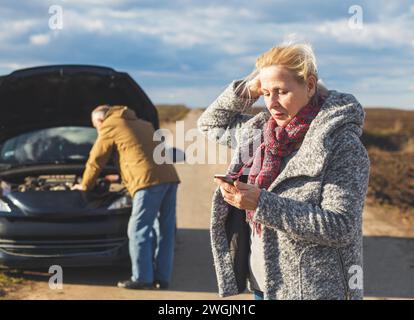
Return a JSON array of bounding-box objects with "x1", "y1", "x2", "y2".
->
[
  {"x1": 1, "y1": 174, "x2": 125, "y2": 194},
  {"x1": 18, "y1": 175, "x2": 79, "y2": 192}
]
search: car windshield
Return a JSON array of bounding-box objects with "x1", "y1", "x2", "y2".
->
[{"x1": 0, "y1": 127, "x2": 97, "y2": 166}]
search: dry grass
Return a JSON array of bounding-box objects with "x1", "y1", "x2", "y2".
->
[
  {"x1": 156, "y1": 104, "x2": 190, "y2": 123},
  {"x1": 363, "y1": 108, "x2": 414, "y2": 135},
  {"x1": 362, "y1": 108, "x2": 414, "y2": 211},
  {"x1": 0, "y1": 270, "x2": 24, "y2": 298},
  {"x1": 362, "y1": 108, "x2": 414, "y2": 152},
  {"x1": 367, "y1": 149, "x2": 414, "y2": 211}
]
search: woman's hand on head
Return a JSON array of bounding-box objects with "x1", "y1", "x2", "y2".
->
[
  {"x1": 214, "y1": 178, "x2": 261, "y2": 211},
  {"x1": 246, "y1": 74, "x2": 263, "y2": 99}
]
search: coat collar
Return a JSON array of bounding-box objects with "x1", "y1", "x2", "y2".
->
[{"x1": 228, "y1": 90, "x2": 364, "y2": 191}]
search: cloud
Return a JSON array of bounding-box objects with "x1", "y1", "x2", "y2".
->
[
  {"x1": 59, "y1": 5, "x2": 259, "y2": 52},
  {"x1": 316, "y1": 18, "x2": 414, "y2": 49},
  {"x1": 0, "y1": 19, "x2": 38, "y2": 43},
  {"x1": 0, "y1": 0, "x2": 412, "y2": 108},
  {"x1": 30, "y1": 33, "x2": 51, "y2": 45}
]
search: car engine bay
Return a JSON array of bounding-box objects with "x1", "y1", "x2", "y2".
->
[{"x1": 1, "y1": 174, "x2": 125, "y2": 194}]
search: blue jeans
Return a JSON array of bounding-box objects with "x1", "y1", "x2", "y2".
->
[
  {"x1": 127, "y1": 182, "x2": 178, "y2": 284},
  {"x1": 254, "y1": 290, "x2": 264, "y2": 300}
]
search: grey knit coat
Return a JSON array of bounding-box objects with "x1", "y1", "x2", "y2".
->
[{"x1": 197, "y1": 81, "x2": 370, "y2": 300}]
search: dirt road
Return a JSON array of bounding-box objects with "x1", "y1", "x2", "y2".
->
[{"x1": 3, "y1": 110, "x2": 414, "y2": 300}]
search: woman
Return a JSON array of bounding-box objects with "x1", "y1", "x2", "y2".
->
[{"x1": 197, "y1": 43, "x2": 370, "y2": 300}]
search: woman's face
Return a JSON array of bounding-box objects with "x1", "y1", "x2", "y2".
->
[{"x1": 259, "y1": 65, "x2": 315, "y2": 128}]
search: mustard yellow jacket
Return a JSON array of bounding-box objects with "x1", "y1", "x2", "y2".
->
[{"x1": 81, "y1": 106, "x2": 180, "y2": 196}]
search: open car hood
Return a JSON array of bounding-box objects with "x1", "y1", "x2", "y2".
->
[{"x1": 0, "y1": 65, "x2": 159, "y2": 142}]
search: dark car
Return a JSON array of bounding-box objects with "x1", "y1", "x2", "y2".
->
[{"x1": 0, "y1": 65, "x2": 161, "y2": 268}]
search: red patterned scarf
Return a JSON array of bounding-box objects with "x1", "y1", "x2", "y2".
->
[{"x1": 241, "y1": 95, "x2": 324, "y2": 237}]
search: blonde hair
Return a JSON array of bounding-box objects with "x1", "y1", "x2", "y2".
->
[
  {"x1": 255, "y1": 43, "x2": 318, "y2": 83},
  {"x1": 236, "y1": 42, "x2": 327, "y2": 103}
]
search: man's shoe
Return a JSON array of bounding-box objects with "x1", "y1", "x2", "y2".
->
[
  {"x1": 153, "y1": 280, "x2": 169, "y2": 290},
  {"x1": 117, "y1": 280, "x2": 153, "y2": 290}
]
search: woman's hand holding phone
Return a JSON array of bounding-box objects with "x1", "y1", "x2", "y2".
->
[
  {"x1": 214, "y1": 175, "x2": 261, "y2": 211},
  {"x1": 214, "y1": 174, "x2": 235, "y2": 185}
]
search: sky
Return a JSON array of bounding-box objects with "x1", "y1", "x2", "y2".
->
[{"x1": 0, "y1": 0, "x2": 413, "y2": 109}]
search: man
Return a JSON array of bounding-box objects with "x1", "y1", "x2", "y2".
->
[{"x1": 72, "y1": 105, "x2": 180, "y2": 290}]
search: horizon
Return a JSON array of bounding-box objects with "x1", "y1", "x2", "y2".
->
[{"x1": 156, "y1": 104, "x2": 414, "y2": 111}]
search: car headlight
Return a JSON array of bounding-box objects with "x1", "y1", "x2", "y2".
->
[
  {"x1": 108, "y1": 195, "x2": 132, "y2": 210},
  {"x1": 0, "y1": 199, "x2": 11, "y2": 212}
]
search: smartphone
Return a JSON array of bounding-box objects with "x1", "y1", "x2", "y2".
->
[{"x1": 214, "y1": 174, "x2": 235, "y2": 185}]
